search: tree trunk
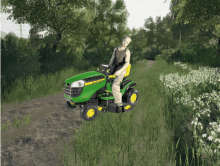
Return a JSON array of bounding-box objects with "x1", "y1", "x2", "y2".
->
[
  {"x1": 102, "y1": 40, "x2": 106, "y2": 50},
  {"x1": 97, "y1": 47, "x2": 100, "y2": 53},
  {"x1": 104, "y1": 35, "x2": 112, "y2": 50},
  {"x1": 179, "y1": 20, "x2": 182, "y2": 48},
  {"x1": 52, "y1": 32, "x2": 62, "y2": 53},
  {"x1": 218, "y1": 36, "x2": 220, "y2": 54}
]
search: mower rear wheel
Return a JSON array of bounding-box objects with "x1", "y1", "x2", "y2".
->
[
  {"x1": 80, "y1": 104, "x2": 99, "y2": 121},
  {"x1": 66, "y1": 101, "x2": 77, "y2": 108},
  {"x1": 127, "y1": 88, "x2": 139, "y2": 105}
]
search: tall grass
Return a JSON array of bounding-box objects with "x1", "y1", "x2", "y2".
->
[
  {"x1": 2, "y1": 54, "x2": 219, "y2": 165},
  {"x1": 59, "y1": 57, "x2": 208, "y2": 166},
  {"x1": 1, "y1": 64, "x2": 98, "y2": 105}
]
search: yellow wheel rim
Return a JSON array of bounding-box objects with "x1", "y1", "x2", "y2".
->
[
  {"x1": 87, "y1": 109, "x2": 95, "y2": 117},
  {"x1": 70, "y1": 102, "x2": 75, "y2": 106},
  {"x1": 131, "y1": 94, "x2": 137, "y2": 103}
]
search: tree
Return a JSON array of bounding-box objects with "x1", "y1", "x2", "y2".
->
[
  {"x1": 85, "y1": 0, "x2": 129, "y2": 53},
  {"x1": 1, "y1": 0, "x2": 94, "y2": 53},
  {"x1": 167, "y1": 0, "x2": 197, "y2": 47},
  {"x1": 2, "y1": 33, "x2": 20, "y2": 84},
  {"x1": 144, "y1": 16, "x2": 169, "y2": 52},
  {"x1": 144, "y1": 17, "x2": 156, "y2": 47},
  {"x1": 17, "y1": 37, "x2": 28, "y2": 56},
  {"x1": 154, "y1": 16, "x2": 168, "y2": 52},
  {"x1": 28, "y1": 26, "x2": 43, "y2": 52},
  {"x1": 161, "y1": 13, "x2": 175, "y2": 49},
  {"x1": 167, "y1": 0, "x2": 220, "y2": 53},
  {"x1": 130, "y1": 28, "x2": 147, "y2": 54}
]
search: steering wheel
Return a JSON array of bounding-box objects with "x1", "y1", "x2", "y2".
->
[
  {"x1": 99, "y1": 64, "x2": 112, "y2": 77},
  {"x1": 100, "y1": 64, "x2": 111, "y2": 71}
]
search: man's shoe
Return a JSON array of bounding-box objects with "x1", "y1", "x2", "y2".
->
[{"x1": 116, "y1": 105, "x2": 123, "y2": 113}]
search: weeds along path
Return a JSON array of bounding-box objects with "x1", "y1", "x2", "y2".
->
[{"x1": 1, "y1": 60, "x2": 156, "y2": 166}]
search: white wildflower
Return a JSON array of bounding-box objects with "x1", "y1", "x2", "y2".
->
[
  {"x1": 208, "y1": 136, "x2": 213, "y2": 141},
  {"x1": 213, "y1": 122, "x2": 217, "y2": 126},
  {"x1": 202, "y1": 134, "x2": 207, "y2": 138},
  {"x1": 214, "y1": 139, "x2": 219, "y2": 143},
  {"x1": 194, "y1": 121, "x2": 198, "y2": 126}
]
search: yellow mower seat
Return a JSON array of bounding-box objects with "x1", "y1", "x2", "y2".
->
[{"x1": 107, "y1": 64, "x2": 131, "y2": 79}]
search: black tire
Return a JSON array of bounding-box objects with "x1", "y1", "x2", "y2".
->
[
  {"x1": 80, "y1": 104, "x2": 99, "y2": 121},
  {"x1": 66, "y1": 101, "x2": 77, "y2": 108},
  {"x1": 126, "y1": 88, "x2": 139, "y2": 105}
]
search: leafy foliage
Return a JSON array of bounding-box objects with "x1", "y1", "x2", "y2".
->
[
  {"x1": 85, "y1": 0, "x2": 129, "y2": 53},
  {"x1": 169, "y1": 0, "x2": 220, "y2": 53},
  {"x1": 1, "y1": 0, "x2": 95, "y2": 53},
  {"x1": 172, "y1": 0, "x2": 220, "y2": 25},
  {"x1": 129, "y1": 28, "x2": 147, "y2": 60},
  {"x1": 166, "y1": 43, "x2": 220, "y2": 67}
]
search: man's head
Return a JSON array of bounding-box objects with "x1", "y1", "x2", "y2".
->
[{"x1": 121, "y1": 36, "x2": 131, "y2": 47}]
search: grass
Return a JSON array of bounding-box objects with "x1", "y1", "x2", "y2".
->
[
  {"x1": 58, "y1": 57, "x2": 204, "y2": 166},
  {"x1": 1, "y1": 115, "x2": 32, "y2": 131},
  {"x1": 2, "y1": 65, "x2": 98, "y2": 105},
  {"x1": 2, "y1": 56, "x2": 219, "y2": 165}
]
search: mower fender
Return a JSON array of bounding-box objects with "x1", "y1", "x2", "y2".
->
[{"x1": 125, "y1": 83, "x2": 136, "y2": 91}]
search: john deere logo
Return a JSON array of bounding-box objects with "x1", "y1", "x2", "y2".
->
[{"x1": 83, "y1": 95, "x2": 87, "y2": 97}]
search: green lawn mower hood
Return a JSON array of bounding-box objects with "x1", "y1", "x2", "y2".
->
[{"x1": 64, "y1": 71, "x2": 106, "y2": 103}]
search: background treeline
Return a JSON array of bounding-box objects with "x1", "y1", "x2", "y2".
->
[{"x1": 1, "y1": 0, "x2": 220, "y2": 101}]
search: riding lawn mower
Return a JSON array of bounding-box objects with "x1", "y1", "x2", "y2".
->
[{"x1": 64, "y1": 63, "x2": 139, "y2": 121}]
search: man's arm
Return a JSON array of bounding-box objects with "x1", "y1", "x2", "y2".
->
[
  {"x1": 108, "y1": 47, "x2": 117, "y2": 66},
  {"x1": 118, "y1": 49, "x2": 131, "y2": 72}
]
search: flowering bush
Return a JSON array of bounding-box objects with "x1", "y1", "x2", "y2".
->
[{"x1": 159, "y1": 61, "x2": 220, "y2": 164}]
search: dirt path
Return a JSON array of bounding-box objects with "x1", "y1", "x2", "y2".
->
[
  {"x1": 1, "y1": 60, "x2": 156, "y2": 166},
  {"x1": 1, "y1": 92, "x2": 84, "y2": 166}
]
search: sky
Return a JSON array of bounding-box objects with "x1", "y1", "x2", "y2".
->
[{"x1": 1, "y1": 0, "x2": 171, "y2": 38}]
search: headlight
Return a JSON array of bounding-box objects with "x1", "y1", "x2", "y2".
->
[{"x1": 71, "y1": 80, "x2": 85, "y2": 88}]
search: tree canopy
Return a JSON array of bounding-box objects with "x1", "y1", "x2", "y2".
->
[
  {"x1": 1, "y1": 0, "x2": 95, "y2": 52},
  {"x1": 85, "y1": 0, "x2": 129, "y2": 52}
]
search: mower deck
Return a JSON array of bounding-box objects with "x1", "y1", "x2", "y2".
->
[
  {"x1": 97, "y1": 91, "x2": 136, "y2": 113},
  {"x1": 106, "y1": 102, "x2": 135, "y2": 113}
]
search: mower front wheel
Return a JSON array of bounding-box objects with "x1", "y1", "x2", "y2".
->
[{"x1": 80, "y1": 104, "x2": 99, "y2": 121}]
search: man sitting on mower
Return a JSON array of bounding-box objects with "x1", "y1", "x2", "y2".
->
[{"x1": 108, "y1": 36, "x2": 132, "y2": 113}]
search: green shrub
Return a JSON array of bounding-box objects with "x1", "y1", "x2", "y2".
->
[
  {"x1": 161, "y1": 48, "x2": 177, "y2": 61},
  {"x1": 144, "y1": 47, "x2": 161, "y2": 60},
  {"x1": 165, "y1": 43, "x2": 220, "y2": 68}
]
